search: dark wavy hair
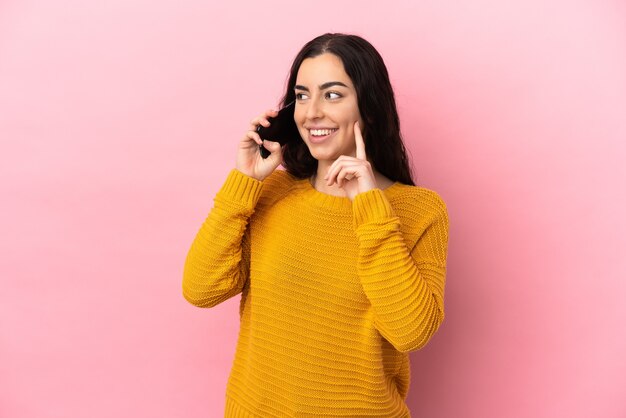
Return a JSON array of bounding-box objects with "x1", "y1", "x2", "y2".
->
[{"x1": 280, "y1": 33, "x2": 415, "y2": 186}]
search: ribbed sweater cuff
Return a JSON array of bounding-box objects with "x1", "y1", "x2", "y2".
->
[
  {"x1": 353, "y1": 188, "x2": 395, "y2": 227},
  {"x1": 216, "y1": 169, "x2": 263, "y2": 210}
]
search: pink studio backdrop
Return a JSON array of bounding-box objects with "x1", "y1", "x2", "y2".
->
[{"x1": 1, "y1": 1, "x2": 625, "y2": 417}]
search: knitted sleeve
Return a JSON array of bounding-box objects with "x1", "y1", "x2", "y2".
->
[
  {"x1": 182, "y1": 169, "x2": 263, "y2": 308},
  {"x1": 353, "y1": 188, "x2": 449, "y2": 352}
]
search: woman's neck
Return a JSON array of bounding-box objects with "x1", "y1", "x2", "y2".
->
[
  {"x1": 310, "y1": 160, "x2": 394, "y2": 197},
  {"x1": 311, "y1": 161, "x2": 347, "y2": 197}
]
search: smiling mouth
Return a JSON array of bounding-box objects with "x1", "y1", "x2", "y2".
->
[
  {"x1": 310, "y1": 128, "x2": 338, "y2": 136},
  {"x1": 308, "y1": 128, "x2": 338, "y2": 143}
]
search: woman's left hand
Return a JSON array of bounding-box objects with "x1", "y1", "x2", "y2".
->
[{"x1": 324, "y1": 121, "x2": 377, "y2": 200}]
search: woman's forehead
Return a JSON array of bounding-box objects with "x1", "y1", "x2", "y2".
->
[{"x1": 296, "y1": 53, "x2": 354, "y2": 88}]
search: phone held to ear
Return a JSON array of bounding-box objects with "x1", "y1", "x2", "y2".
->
[{"x1": 257, "y1": 101, "x2": 299, "y2": 159}]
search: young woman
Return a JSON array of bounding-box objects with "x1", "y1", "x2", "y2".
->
[{"x1": 183, "y1": 33, "x2": 449, "y2": 417}]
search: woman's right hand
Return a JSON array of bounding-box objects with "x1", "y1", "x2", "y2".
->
[{"x1": 236, "y1": 109, "x2": 283, "y2": 181}]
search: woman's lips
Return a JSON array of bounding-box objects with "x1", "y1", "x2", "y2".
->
[{"x1": 308, "y1": 128, "x2": 338, "y2": 144}]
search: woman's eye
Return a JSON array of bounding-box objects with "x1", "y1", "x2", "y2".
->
[
  {"x1": 295, "y1": 93, "x2": 309, "y2": 100},
  {"x1": 326, "y1": 92, "x2": 341, "y2": 100}
]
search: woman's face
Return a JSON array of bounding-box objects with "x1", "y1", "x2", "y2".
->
[{"x1": 293, "y1": 53, "x2": 363, "y2": 163}]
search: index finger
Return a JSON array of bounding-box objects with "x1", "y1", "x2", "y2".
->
[
  {"x1": 354, "y1": 121, "x2": 366, "y2": 160},
  {"x1": 248, "y1": 109, "x2": 279, "y2": 131}
]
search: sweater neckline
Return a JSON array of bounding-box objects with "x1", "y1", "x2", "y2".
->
[{"x1": 292, "y1": 177, "x2": 403, "y2": 211}]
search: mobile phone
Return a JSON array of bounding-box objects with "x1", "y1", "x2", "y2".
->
[{"x1": 257, "y1": 101, "x2": 299, "y2": 158}]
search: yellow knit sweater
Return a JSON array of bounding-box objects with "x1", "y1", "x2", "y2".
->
[{"x1": 183, "y1": 169, "x2": 449, "y2": 417}]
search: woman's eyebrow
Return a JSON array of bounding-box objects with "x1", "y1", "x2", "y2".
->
[{"x1": 294, "y1": 81, "x2": 349, "y2": 92}]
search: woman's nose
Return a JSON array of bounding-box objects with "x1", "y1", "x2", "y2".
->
[{"x1": 305, "y1": 99, "x2": 323, "y2": 120}]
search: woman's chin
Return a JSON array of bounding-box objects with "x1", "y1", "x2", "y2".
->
[{"x1": 307, "y1": 148, "x2": 336, "y2": 162}]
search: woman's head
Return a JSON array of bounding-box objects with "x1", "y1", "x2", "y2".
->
[{"x1": 280, "y1": 33, "x2": 415, "y2": 185}]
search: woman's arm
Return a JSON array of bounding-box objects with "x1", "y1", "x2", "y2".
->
[
  {"x1": 353, "y1": 188, "x2": 449, "y2": 352},
  {"x1": 183, "y1": 105, "x2": 283, "y2": 308},
  {"x1": 182, "y1": 170, "x2": 262, "y2": 308}
]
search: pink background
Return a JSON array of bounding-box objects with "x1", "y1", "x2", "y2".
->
[{"x1": 1, "y1": 1, "x2": 625, "y2": 417}]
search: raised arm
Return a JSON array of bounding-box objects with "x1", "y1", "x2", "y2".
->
[
  {"x1": 182, "y1": 170, "x2": 262, "y2": 308},
  {"x1": 183, "y1": 106, "x2": 285, "y2": 307},
  {"x1": 353, "y1": 188, "x2": 449, "y2": 352}
]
